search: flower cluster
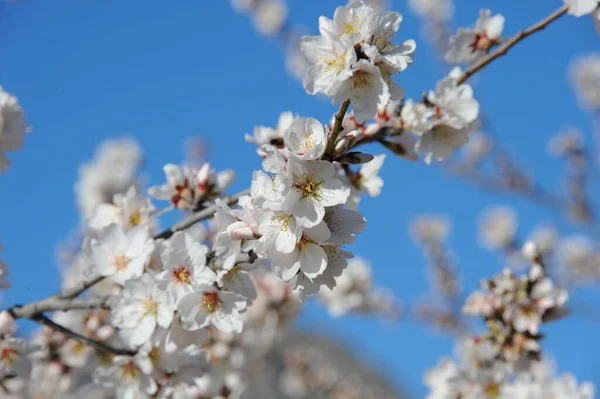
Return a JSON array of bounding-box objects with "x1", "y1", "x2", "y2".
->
[
  {"x1": 425, "y1": 242, "x2": 584, "y2": 398},
  {"x1": 0, "y1": 86, "x2": 29, "y2": 174},
  {"x1": 300, "y1": 0, "x2": 416, "y2": 122},
  {"x1": 231, "y1": 115, "x2": 372, "y2": 298}
]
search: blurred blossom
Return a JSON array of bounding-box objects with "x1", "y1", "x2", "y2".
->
[
  {"x1": 569, "y1": 53, "x2": 600, "y2": 110},
  {"x1": 527, "y1": 224, "x2": 558, "y2": 257},
  {"x1": 408, "y1": 0, "x2": 454, "y2": 22},
  {"x1": 0, "y1": 86, "x2": 30, "y2": 173},
  {"x1": 410, "y1": 215, "x2": 451, "y2": 243},
  {"x1": 478, "y1": 206, "x2": 518, "y2": 250},
  {"x1": 285, "y1": 47, "x2": 311, "y2": 81},
  {"x1": 75, "y1": 137, "x2": 143, "y2": 219},
  {"x1": 253, "y1": 0, "x2": 288, "y2": 36},
  {"x1": 461, "y1": 133, "x2": 492, "y2": 163},
  {"x1": 547, "y1": 127, "x2": 585, "y2": 157},
  {"x1": 558, "y1": 235, "x2": 600, "y2": 284}
]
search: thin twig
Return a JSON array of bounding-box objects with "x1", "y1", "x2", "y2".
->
[
  {"x1": 31, "y1": 314, "x2": 136, "y2": 356},
  {"x1": 456, "y1": 5, "x2": 569, "y2": 85},
  {"x1": 154, "y1": 189, "x2": 250, "y2": 240}
]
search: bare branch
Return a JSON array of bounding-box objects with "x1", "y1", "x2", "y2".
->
[
  {"x1": 456, "y1": 5, "x2": 569, "y2": 85},
  {"x1": 31, "y1": 314, "x2": 136, "y2": 356}
]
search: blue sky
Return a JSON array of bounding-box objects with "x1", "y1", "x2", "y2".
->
[{"x1": 0, "y1": 0, "x2": 599, "y2": 396}]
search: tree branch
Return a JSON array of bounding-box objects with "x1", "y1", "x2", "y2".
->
[
  {"x1": 8, "y1": 297, "x2": 111, "y2": 320},
  {"x1": 31, "y1": 314, "x2": 136, "y2": 356},
  {"x1": 456, "y1": 5, "x2": 568, "y2": 85},
  {"x1": 154, "y1": 189, "x2": 250, "y2": 240},
  {"x1": 3, "y1": 189, "x2": 250, "y2": 326},
  {"x1": 326, "y1": 99, "x2": 351, "y2": 159}
]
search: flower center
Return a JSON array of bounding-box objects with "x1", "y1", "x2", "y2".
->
[
  {"x1": 351, "y1": 70, "x2": 371, "y2": 90},
  {"x1": 128, "y1": 210, "x2": 142, "y2": 227},
  {"x1": 203, "y1": 292, "x2": 220, "y2": 313},
  {"x1": 274, "y1": 214, "x2": 292, "y2": 232},
  {"x1": 113, "y1": 253, "x2": 131, "y2": 271},
  {"x1": 172, "y1": 266, "x2": 192, "y2": 284},
  {"x1": 294, "y1": 176, "x2": 323, "y2": 200},
  {"x1": 142, "y1": 298, "x2": 159, "y2": 317},
  {"x1": 120, "y1": 361, "x2": 138, "y2": 379},
  {"x1": 0, "y1": 348, "x2": 18, "y2": 366}
]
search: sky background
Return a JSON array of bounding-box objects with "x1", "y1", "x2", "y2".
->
[{"x1": 0, "y1": 0, "x2": 599, "y2": 397}]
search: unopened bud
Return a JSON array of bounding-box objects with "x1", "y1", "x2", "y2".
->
[
  {"x1": 334, "y1": 137, "x2": 349, "y2": 153},
  {"x1": 336, "y1": 152, "x2": 375, "y2": 164},
  {"x1": 228, "y1": 223, "x2": 256, "y2": 240}
]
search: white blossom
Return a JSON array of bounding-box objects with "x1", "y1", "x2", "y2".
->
[
  {"x1": 148, "y1": 163, "x2": 234, "y2": 211},
  {"x1": 282, "y1": 159, "x2": 350, "y2": 228},
  {"x1": 93, "y1": 354, "x2": 157, "y2": 399},
  {"x1": 565, "y1": 0, "x2": 599, "y2": 17},
  {"x1": 478, "y1": 206, "x2": 517, "y2": 250},
  {"x1": 84, "y1": 224, "x2": 155, "y2": 286},
  {"x1": 284, "y1": 117, "x2": 328, "y2": 160},
  {"x1": 87, "y1": 186, "x2": 156, "y2": 233},
  {"x1": 245, "y1": 111, "x2": 296, "y2": 149},
  {"x1": 569, "y1": 53, "x2": 600, "y2": 110},
  {"x1": 178, "y1": 285, "x2": 247, "y2": 333},
  {"x1": 0, "y1": 337, "x2": 37, "y2": 378},
  {"x1": 0, "y1": 87, "x2": 29, "y2": 173},
  {"x1": 269, "y1": 222, "x2": 331, "y2": 281},
  {"x1": 156, "y1": 231, "x2": 217, "y2": 305},
  {"x1": 408, "y1": 0, "x2": 454, "y2": 22},
  {"x1": 446, "y1": 9, "x2": 505, "y2": 64},
  {"x1": 111, "y1": 272, "x2": 174, "y2": 347},
  {"x1": 253, "y1": 0, "x2": 287, "y2": 36}
]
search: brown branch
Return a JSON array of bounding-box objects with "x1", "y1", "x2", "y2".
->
[
  {"x1": 31, "y1": 314, "x2": 136, "y2": 356},
  {"x1": 456, "y1": 5, "x2": 569, "y2": 85},
  {"x1": 326, "y1": 100, "x2": 351, "y2": 159}
]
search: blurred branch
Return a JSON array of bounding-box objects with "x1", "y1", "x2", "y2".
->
[
  {"x1": 31, "y1": 314, "x2": 136, "y2": 356},
  {"x1": 457, "y1": 5, "x2": 569, "y2": 85}
]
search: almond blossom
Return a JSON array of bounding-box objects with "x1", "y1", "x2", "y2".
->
[
  {"x1": 156, "y1": 231, "x2": 217, "y2": 304},
  {"x1": 177, "y1": 284, "x2": 248, "y2": 333},
  {"x1": 300, "y1": 0, "x2": 415, "y2": 122},
  {"x1": 84, "y1": 224, "x2": 155, "y2": 286},
  {"x1": 282, "y1": 158, "x2": 350, "y2": 227},
  {"x1": 111, "y1": 273, "x2": 174, "y2": 347},
  {"x1": 446, "y1": 9, "x2": 505, "y2": 64}
]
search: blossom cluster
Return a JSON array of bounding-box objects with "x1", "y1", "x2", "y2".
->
[
  {"x1": 425, "y1": 242, "x2": 581, "y2": 398},
  {"x1": 300, "y1": 0, "x2": 416, "y2": 123}
]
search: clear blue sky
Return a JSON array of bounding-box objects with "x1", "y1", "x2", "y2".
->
[{"x1": 0, "y1": 0, "x2": 598, "y2": 396}]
